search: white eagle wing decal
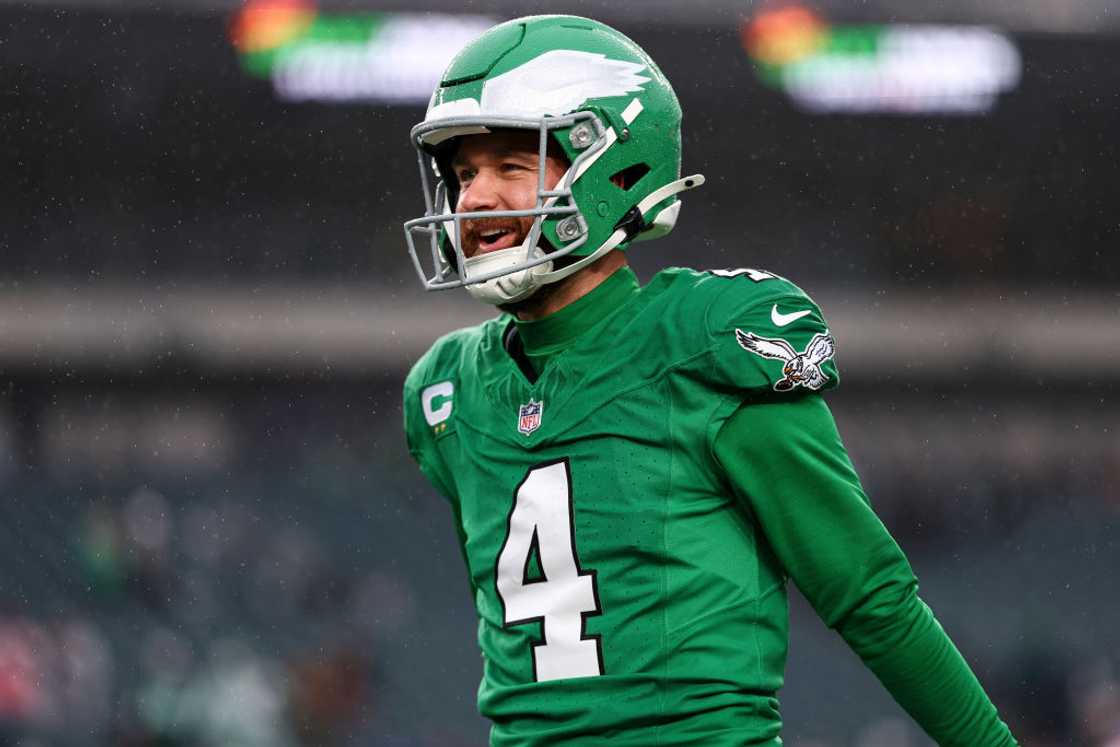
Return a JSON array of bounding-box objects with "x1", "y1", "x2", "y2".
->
[
  {"x1": 805, "y1": 333, "x2": 835, "y2": 364},
  {"x1": 734, "y1": 329, "x2": 796, "y2": 362},
  {"x1": 736, "y1": 328, "x2": 836, "y2": 392},
  {"x1": 480, "y1": 50, "x2": 650, "y2": 118},
  {"x1": 800, "y1": 333, "x2": 835, "y2": 390}
]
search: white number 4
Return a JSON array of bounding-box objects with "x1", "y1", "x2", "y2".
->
[{"x1": 496, "y1": 460, "x2": 604, "y2": 682}]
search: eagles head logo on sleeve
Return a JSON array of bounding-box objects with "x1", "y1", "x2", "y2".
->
[{"x1": 735, "y1": 330, "x2": 836, "y2": 392}]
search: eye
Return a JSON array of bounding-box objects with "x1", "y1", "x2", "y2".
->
[
  {"x1": 455, "y1": 167, "x2": 476, "y2": 184},
  {"x1": 500, "y1": 161, "x2": 532, "y2": 173}
]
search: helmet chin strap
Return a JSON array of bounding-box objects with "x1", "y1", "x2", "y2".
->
[
  {"x1": 462, "y1": 173, "x2": 704, "y2": 306},
  {"x1": 535, "y1": 174, "x2": 705, "y2": 285}
]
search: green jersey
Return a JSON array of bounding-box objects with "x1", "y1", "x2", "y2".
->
[{"x1": 403, "y1": 266, "x2": 1016, "y2": 746}]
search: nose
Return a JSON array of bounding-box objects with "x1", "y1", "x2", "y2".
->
[{"x1": 457, "y1": 168, "x2": 501, "y2": 214}]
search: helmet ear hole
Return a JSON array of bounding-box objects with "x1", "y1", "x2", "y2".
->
[
  {"x1": 431, "y1": 140, "x2": 461, "y2": 206},
  {"x1": 610, "y1": 163, "x2": 651, "y2": 191}
]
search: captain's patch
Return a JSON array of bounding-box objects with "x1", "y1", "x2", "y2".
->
[
  {"x1": 735, "y1": 330, "x2": 835, "y2": 392},
  {"x1": 421, "y1": 380, "x2": 454, "y2": 433}
]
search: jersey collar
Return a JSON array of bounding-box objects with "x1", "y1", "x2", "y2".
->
[{"x1": 514, "y1": 265, "x2": 640, "y2": 362}]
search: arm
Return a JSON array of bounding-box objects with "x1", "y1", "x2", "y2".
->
[
  {"x1": 402, "y1": 365, "x2": 479, "y2": 602},
  {"x1": 712, "y1": 393, "x2": 1017, "y2": 746}
]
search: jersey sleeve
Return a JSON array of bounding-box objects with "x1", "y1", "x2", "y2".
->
[
  {"x1": 713, "y1": 394, "x2": 1018, "y2": 746},
  {"x1": 402, "y1": 344, "x2": 459, "y2": 503},
  {"x1": 702, "y1": 271, "x2": 839, "y2": 397}
]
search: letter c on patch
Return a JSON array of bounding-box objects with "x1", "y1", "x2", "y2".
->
[{"x1": 421, "y1": 381, "x2": 454, "y2": 426}]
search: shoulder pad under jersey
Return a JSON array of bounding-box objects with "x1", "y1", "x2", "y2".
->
[{"x1": 662, "y1": 267, "x2": 840, "y2": 396}]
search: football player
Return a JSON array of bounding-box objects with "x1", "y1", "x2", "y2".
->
[{"x1": 402, "y1": 15, "x2": 1017, "y2": 746}]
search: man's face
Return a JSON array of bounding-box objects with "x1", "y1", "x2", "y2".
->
[{"x1": 451, "y1": 130, "x2": 569, "y2": 258}]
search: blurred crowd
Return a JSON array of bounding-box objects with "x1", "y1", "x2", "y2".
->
[
  {"x1": 783, "y1": 661, "x2": 1120, "y2": 747},
  {"x1": 0, "y1": 479, "x2": 450, "y2": 747}
]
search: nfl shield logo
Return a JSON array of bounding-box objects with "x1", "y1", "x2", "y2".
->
[{"x1": 518, "y1": 399, "x2": 544, "y2": 436}]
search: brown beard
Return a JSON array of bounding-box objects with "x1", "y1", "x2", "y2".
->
[{"x1": 461, "y1": 217, "x2": 529, "y2": 258}]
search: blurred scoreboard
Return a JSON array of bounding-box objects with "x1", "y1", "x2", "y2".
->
[{"x1": 230, "y1": 0, "x2": 495, "y2": 102}]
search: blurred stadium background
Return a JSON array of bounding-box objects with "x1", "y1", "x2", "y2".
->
[{"x1": 2, "y1": 0, "x2": 1118, "y2": 745}]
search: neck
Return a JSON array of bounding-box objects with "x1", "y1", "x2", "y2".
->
[{"x1": 502, "y1": 251, "x2": 629, "y2": 321}]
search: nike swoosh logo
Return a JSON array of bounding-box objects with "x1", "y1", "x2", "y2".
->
[{"x1": 771, "y1": 305, "x2": 812, "y2": 327}]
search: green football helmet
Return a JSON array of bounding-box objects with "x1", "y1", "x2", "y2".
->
[{"x1": 403, "y1": 14, "x2": 704, "y2": 305}]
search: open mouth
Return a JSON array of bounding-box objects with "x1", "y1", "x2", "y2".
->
[{"x1": 475, "y1": 227, "x2": 520, "y2": 254}]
